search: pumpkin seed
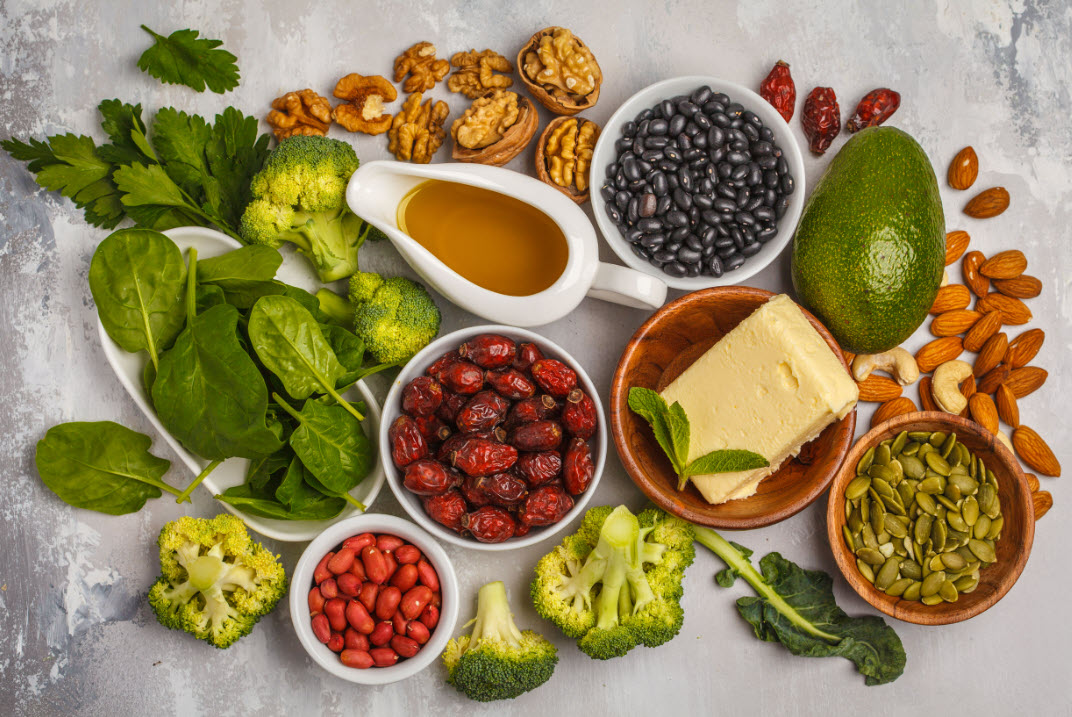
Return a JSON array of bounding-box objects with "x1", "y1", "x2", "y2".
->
[
  {"x1": 950, "y1": 473, "x2": 978, "y2": 497},
  {"x1": 897, "y1": 481, "x2": 915, "y2": 508},
  {"x1": 856, "y1": 446, "x2": 876, "y2": 475},
  {"x1": 931, "y1": 519, "x2": 948, "y2": 551},
  {"x1": 919, "y1": 477, "x2": 944, "y2": 494},
  {"x1": 892, "y1": 542, "x2": 908, "y2": 558},
  {"x1": 902, "y1": 441, "x2": 920, "y2": 457},
  {"x1": 940, "y1": 432, "x2": 957, "y2": 459},
  {"x1": 882, "y1": 494, "x2": 906, "y2": 516},
  {"x1": 875, "y1": 557, "x2": 901, "y2": 590},
  {"x1": 857, "y1": 547, "x2": 885, "y2": 566},
  {"x1": 890, "y1": 431, "x2": 908, "y2": 455},
  {"x1": 903, "y1": 582, "x2": 922, "y2": 601},
  {"x1": 941, "y1": 552, "x2": 968, "y2": 571},
  {"x1": 962, "y1": 496, "x2": 980, "y2": 526},
  {"x1": 871, "y1": 499, "x2": 887, "y2": 534},
  {"x1": 856, "y1": 559, "x2": 875, "y2": 582},
  {"x1": 901, "y1": 455, "x2": 925, "y2": 479},
  {"x1": 936, "y1": 495, "x2": 959, "y2": 511},
  {"x1": 987, "y1": 516, "x2": 1004, "y2": 540},
  {"x1": 900, "y1": 559, "x2": 922, "y2": 580},
  {"x1": 878, "y1": 542, "x2": 895, "y2": 558},
  {"x1": 874, "y1": 443, "x2": 891, "y2": 467},
  {"x1": 884, "y1": 514, "x2": 908, "y2": 538},
  {"x1": 885, "y1": 577, "x2": 912, "y2": 597},
  {"x1": 929, "y1": 431, "x2": 947, "y2": 447},
  {"x1": 845, "y1": 475, "x2": 871, "y2": 500},
  {"x1": 861, "y1": 524, "x2": 878, "y2": 550},
  {"x1": 944, "y1": 483, "x2": 963, "y2": 502},
  {"x1": 921, "y1": 593, "x2": 944, "y2": 605},
  {"x1": 978, "y1": 484, "x2": 997, "y2": 515},
  {"x1": 847, "y1": 507, "x2": 864, "y2": 533},
  {"x1": 921, "y1": 570, "x2": 946, "y2": 597},
  {"x1": 947, "y1": 511, "x2": 969, "y2": 533},
  {"x1": 968, "y1": 538, "x2": 997, "y2": 563},
  {"x1": 987, "y1": 469, "x2": 999, "y2": 490},
  {"x1": 914, "y1": 514, "x2": 933, "y2": 545},
  {"x1": 842, "y1": 525, "x2": 856, "y2": 551},
  {"x1": 954, "y1": 575, "x2": 979, "y2": 593},
  {"x1": 916, "y1": 492, "x2": 938, "y2": 516},
  {"x1": 925, "y1": 452, "x2": 952, "y2": 476},
  {"x1": 957, "y1": 442, "x2": 971, "y2": 467},
  {"x1": 918, "y1": 443, "x2": 935, "y2": 459},
  {"x1": 870, "y1": 472, "x2": 895, "y2": 494},
  {"x1": 908, "y1": 431, "x2": 931, "y2": 441},
  {"x1": 929, "y1": 554, "x2": 946, "y2": 571},
  {"x1": 888, "y1": 459, "x2": 904, "y2": 484},
  {"x1": 939, "y1": 579, "x2": 959, "y2": 602}
]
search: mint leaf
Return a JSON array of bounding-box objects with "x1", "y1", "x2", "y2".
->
[
  {"x1": 627, "y1": 387, "x2": 682, "y2": 473},
  {"x1": 137, "y1": 26, "x2": 239, "y2": 94},
  {"x1": 683, "y1": 449, "x2": 768, "y2": 478},
  {"x1": 667, "y1": 401, "x2": 690, "y2": 469}
]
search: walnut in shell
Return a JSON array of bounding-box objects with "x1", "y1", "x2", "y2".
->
[
  {"x1": 517, "y1": 27, "x2": 601, "y2": 115},
  {"x1": 451, "y1": 91, "x2": 537, "y2": 166},
  {"x1": 535, "y1": 116, "x2": 600, "y2": 203}
]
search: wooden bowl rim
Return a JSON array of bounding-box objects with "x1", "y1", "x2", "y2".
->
[
  {"x1": 533, "y1": 115, "x2": 600, "y2": 204},
  {"x1": 516, "y1": 26, "x2": 601, "y2": 116},
  {"x1": 451, "y1": 93, "x2": 538, "y2": 166},
  {"x1": 610, "y1": 286, "x2": 857, "y2": 529},
  {"x1": 825, "y1": 410, "x2": 1035, "y2": 626}
]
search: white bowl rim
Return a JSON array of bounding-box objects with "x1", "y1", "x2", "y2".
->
[
  {"x1": 289, "y1": 513, "x2": 460, "y2": 685},
  {"x1": 379, "y1": 325, "x2": 607, "y2": 551},
  {"x1": 589, "y1": 74, "x2": 807, "y2": 290}
]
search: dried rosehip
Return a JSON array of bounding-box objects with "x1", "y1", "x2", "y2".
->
[
  {"x1": 801, "y1": 87, "x2": 840, "y2": 155},
  {"x1": 452, "y1": 437, "x2": 518, "y2": 477},
  {"x1": 477, "y1": 472, "x2": 528, "y2": 507},
  {"x1": 530, "y1": 359, "x2": 577, "y2": 397},
  {"x1": 563, "y1": 438, "x2": 594, "y2": 495},
  {"x1": 759, "y1": 60, "x2": 796, "y2": 123},
  {"x1": 459, "y1": 334, "x2": 516, "y2": 369},
  {"x1": 438, "y1": 360, "x2": 484, "y2": 395},
  {"x1": 462, "y1": 506, "x2": 517, "y2": 543},
  {"x1": 508, "y1": 420, "x2": 563, "y2": 452},
  {"x1": 426, "y1": 350, "x2": 460, "y2": 377},
  {"x1": 460, "y1": 474, "x2": 491, "y2": 507},
  {"x1": 846, "y1": 88, "x2": 900, "y2": 133},
  {"x1": 516, "y1": 451, "x2": 562, "y2": 487},
  {"x1": 413, "y1": 414, "x2": 450, "y2": 447},
  {"x1": 437, "y1": 430, "x2": 493, "y2": 463},
  {"x1": 486, "y1": 368, "x2": 536, "y2": 400},
  {"x1": 401, "y1": 376, "x2": 444, "y2": 417},
  {"x1": 514, "y1": 521, "x2": 531, "y2": 538},
  {"x1": 561, "y1": 388, "x2": 598, "y2": 439},
  {"x1": 422, "y1": 490, "x2": 467, "y2": 532},
  {"x1": 513, "y1": 342, "x2": 544, "y2": 372},
  {"x1": 389, "y1": 415, "x2": 428, "y2": 468},
  {"x1": 504, "y1": 395, "x2": 558, "y2": 431},
  {"x1": 436, "y1": 391, "x2": 468, "y2": 423},
  {"x1": 519, "y1": 485, "x2": 574, "y2": 527},
  {"x1": 455, "y1": 390, "x2": 510, "y2": 433},
  {"x1": 402, "y1": 459, "x2": 457, "y2": 496}
]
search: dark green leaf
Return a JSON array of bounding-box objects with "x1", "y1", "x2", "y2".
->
[
  {"x1": 97, "y1": 99, "x2": 154, "y2": 166},
  {"x1": 714, "y1": 542, "x2": 755, "y2": 587},
  {"x1": 203, "y1": 106, "x2": 270, "y2": 228},
  {"x1": 627, "y1": 387, "x2": 681, "y2": 473},
  {"x1": 197, "y1": 244, "x2": 283, "y2": 300},
  {"x1": 320, "y1": 324, "x2": 366, "y2": 388},
  {"x1": 666, "y1": 401, "x2": 690, "y2": 468},
  {"x1": 113, "y1": 161, "x2": 191, "y2": 209},
  {"x1": 683, "y1": 449, "x2": 769, "y2": 478},
  {"x1": 150, "y1": 107, "x2": 214, "y2": 199},
  {"x1": 195, "y1": 283, "x2": 227, "y2": 312},
  {"x1": 137, "y1": 25, "x2": 239, "y2": 94},
  {"x1": 217, "y1": 484, "x2": 345, "y2": 521},
  {"x1": 247, "y1": 295, "x2": 346, "y2": 401},
  {"x1": 277, "y1": 398, "x2": 373, "y2": 496},
  {"x1": 274, "y1": 457, "x2": 306, "y2": 507},
  {"x1": 246, "y1": 448, "x2": 292, "y2": 492}
]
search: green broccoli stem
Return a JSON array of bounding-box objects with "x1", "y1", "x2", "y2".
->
[
  {"x1": 469, "y1": 581, "x2": 523, "y2": 650},
  {"x1": 175, "y1": 459, "x2": 222, "y2": 504},
  {"x1": 315, "y1": 289, "x2": 353, "y2": 328},
  {"x1": 591, "y1": 506, "x2": 654, "y2": 629},
  {"x1": 693, "y1": 526, "x2": 839, "y2": 644}
]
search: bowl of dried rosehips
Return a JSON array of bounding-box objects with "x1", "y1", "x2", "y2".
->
[{"x1": 380, "y1": 326, "x2": 606, "y2": 550}]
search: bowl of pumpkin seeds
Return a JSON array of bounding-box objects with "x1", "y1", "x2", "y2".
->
[{"x1": 827, "y1": 411, "x2": 1035, "y2": 625}]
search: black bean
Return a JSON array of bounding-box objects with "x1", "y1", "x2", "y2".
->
[
  {"x1": 728, "y1": 139, "x2": 748, "y2": 152},
  {"x1": 703, "y1": 99, "x2": 727, "y2": 115},
  {"x1": 701, "y1": 209, "x2": 722, "y2": 226},
  {"x1": 658, "y1": 113, "x2": 681, "y2": 137},
  {"x1": 623, "y1": 121, "x2": 637, "y2": 138},
  {"x1": 731, "y1": 227, "x2": 745, "y2": 248},
  {"x1": 725, "y1": 102, "x2": 744, "y2": 117},
  {"x1": 716, "y1": 183, "x2": 736, "y2": 199},
  {"x1": 706, "y1": 256, "x2": 724, "y2": 277},
  {"x1": 691, "y1": 86, "x2": 713, "y2": 104},
  {"x1": 651, "y1": 172, "x2": 668, "y2": 196},
  {"x1": 762, "y1": 188, "x2": 777, "y2": 206},
  {"x1": 677, "y1": 100, "x2": 699, "y2": 117},
  {"x1": 693, "y1": 131, "x2": 708, "y2": 149},
  {"x1": 600, "y1": 185, "x2": 616, "y2": 202},
  {"x1": 757, "y1": 155, "x2": 777, "y2": 170},
  {"x1": 735, "y1": 211, "x2": 756, "y2": 227},
  {"x1": 694, "y1": 193, "x2": 714, "y2": 210},
  {"x1": 733, "y1": 165, "x2": 752, "y2": 183},
  {"x1": 724, "y1": 253, "x2": 746, "y2": 271},
  {"x1": 633, "y1": 138, "x2": 646, "y2": 155},
  {"x1": 664, "y1": 241, "x2": 681, "y2": 253},
  {"x1": 645, "y1": 135, "x2": 670, "y2": 149},
  {"x1": 666, "y1": 210, "x2": 689, "y2": 227},
  {"x1": 717, "y1": 162, "x2": 733, "y2": 179},
  {"x1": 753, "y1": 206, "x2": 775, "y2": 223},
  {"x1": 628, "y1": 197, "x2": 640, "y2": 223},
  {"x1": 700, "y1": 176, "x2": 716, "y2": 193},
  {"x1": 707, "y1": 126, "x2": 725, "y2": 147},
  {"x1": 742, "y1": 123, "x2": 760, "y2": 142},
  {"x1": 656, "y1": 195, "x2": 673, "y2": 215},
  {"x1": 639, "y1": 193, "x2": 658, "y2": 217},
  {"x1": 683, "y1": 122, "x2": 700, "y2": 137},
  {"x1": 637, "y1": 217, "x2": 663, "y2": 232},
  {"x1": 654, "y1": 249, "x2": 676, "y2": 263},
  {"x1": 612, "y1": 191, "x2": 628, "y2": 211},
  {"x1": 649, "y1": 118, "x2": 669, "y2": 136},
  {"x1": 677, "y1": 246, "x2": 702, "y2": 264},
  {"x1": 776, "y1": 156, "x2": 789, "y2": 175},
  {"x1": 718, "y1": 244, "x2": 738, "y2": 259},
  {"x1": 621, "y1": 156, "x2": 640, "y2": 181},
  {"x1": 625, "y1": 228, "x2": 644, "y2": 243},
  {"x1": 638, "y1": 108, "x2": 654, "y2": 121},
  {"x1": 605, "y1": 203, "x2": 622, "y2": 224},
  {"x1": 667, "y1": 173, "x2": 680, "y2": 191},
  {"x1": 632, "y1": 244, "x2": 651, "y2": 260},
  {"x1": 669, "y1": 226, "x2": 690, "y2": 241},
  {"x1": 774, "y1": 196, "x2": 790, "y2": 219},
  {"x1": 726, "y1": 151, "x2": 748, "y2": 166},
  {"x1": 781, "y1": 174, "x2": 795, "y2": 195},
  {"x1": 679, "y1": 147, "x2": 702, "y2": 162},
  {"x1": 734, "y1": 186, "x2": 750, "y2": 205},
  {"x1": 629, "y1": 179, "x2": 647, "y2": 192},
  {"x1": 655, "y1": 159, "x2": 675, "y2": 172},
  {"x1": 693, "y1": 113, "x2": 712, "y2": 131},
  {"x1": 764, "y1": 170, "x2": 780, "y2": 189},
  {"x1": 659, "y1": 100, "x2": 675, "y2": 119},
  {"x1": 751, "y1": 140, "x2": 773, "y2": 157},
  {"x1": 711, "y1": 112, "x2": 731, "y2": 128},
  {"x1": 747, "y1": 165, "x2": 763, "y2": 186},
  {"x1": 642, "y1": 149, "x2": 664, "y2": 163},
  {"x1": 714, "y1": 236, "x2": 734, "y2": 249},
  {"x1": 678, "y1": 167, "x2": 693, "y2": 191},
  {"x1": 606, "y1": 162, "x2": 619, "y2": 178},
  {"x1": 615, "y1": 138, "x2": 631, "y2": 154},
  {"x1": 637, "y1": 159, "x2": 653, "y2": 175},
  {"x1": 663, "y1": 146, "x2": 682, "y2": 163},
  {"x1": 640, "y1": 233, "x2": 665, "y2": 249},
  {"x1": 760, "y1": 126, "x2": 774, "y2": 140},
  {"x1": 756, "y1": 226, "x2": 778, "y2": 243},
  {"x1": 700, "y1": 226, "x2": 717, "y2": 245},
  {"x1": 713, "y1": 197, "x2": 736, "y2": 213},
  {"x1": 715, "y1": 222, "x2": 730, "y2": 237},
  {"x1": 741, "y1": 241, "x2": 763, "y2": 257},
  {"x1": 688, "y1": 205, "x2": 701, "y2": 225},
  {"x1": 664, "y1": 261, "x2": 687, "y2": 277},
  {"x1": 685, "y1": 233, "x2": 703, "y2": 251},
  {"x1": 744, "y1": 195, "x2": 763, "y2": 212},
  {"x1": 729, "y1": 117, "x2": 744, "y2": 129},
  {"x1": 673, "y1": 188, "x2": 693, "y2": 210},
  {"x1": 702, "y1": 243, "x2": 717, "y2": 259}
]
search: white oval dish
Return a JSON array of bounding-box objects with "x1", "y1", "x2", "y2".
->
[
  {"x1": 380, "y1": 325, "x2": 607, "y2": 551},
  {"x1": 289, "y1": 513, "x2": 459, "y2": 684},
  {"x1": 96, "y1": 226, "x2": 385, "y2": 542},
  {"x1": 589, "y1": 75, "x2": 807, "y2": 290}
]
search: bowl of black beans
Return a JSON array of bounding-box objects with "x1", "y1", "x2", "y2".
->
[{"x1": 591, "y1": 76, "x2": 805, "y2": 288}]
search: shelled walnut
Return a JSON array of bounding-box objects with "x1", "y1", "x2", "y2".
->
[
  {"x1": 393, "y1": 42, "x2": 450, "y2": 93},
  {"x1": 266, "y1": 89, "x2": 332, "y2": 139},
  {"x1": 447, "y1": 49, "x2": 514, "y2": 99},
  {"x1": 332, "y1": 73, "x2": 397, "y2": 135},
  {"x1": 517, "y1": 27, "x2": 601, "y2": 115},
  {"x1": 451, "y1": 90, "x2": 537, "y2": 166},
  {"x1": 388, "y1": 92, "x2": 449, "y2": 163},
  {"x1": 535, "y1": 116, "x2": 600, "y2": 203}
]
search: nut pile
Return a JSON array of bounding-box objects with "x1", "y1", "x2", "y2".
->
[{"x1": 391, "y1": 334, "x2": 597, "y2": 543}]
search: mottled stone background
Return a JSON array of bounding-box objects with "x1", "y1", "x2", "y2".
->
[{"x1": 2, "y1": 0, "x2": 1069, "y2": 714}]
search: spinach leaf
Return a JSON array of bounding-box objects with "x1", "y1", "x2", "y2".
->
[
  {"x1": 216, "y1": 484, "x2": 345, "y2": 521},
  {"x1": 152, "y1": 302, "x2": 283, "y2": 460},
  {"x1": 695, "y1": 527, "x2": 907, "y2": 686},
  {"x1": 274, "y1": 457, "x2": 306, "y2": 507},
  {"x1": 195, "y1": 283, "x2": 226, "y2": 312},
  {"x1": 246, "y1": 448, "x2": 293, "y2": 492},
  {"x1": 35, "y1": 421, "x2": 178, "y2": 514},
  {"x1": 248, "y1": 296, "x2": 363, "y2": 420},
  {"x1": 197, "y1": 244, "x2": 282, "y2": 286},
  {"x1": 88, "y1": 228, "x2": 187, "y2": 368},
  {"x1": 320, "y1": 324, "x2": 366, "y2": 388}
]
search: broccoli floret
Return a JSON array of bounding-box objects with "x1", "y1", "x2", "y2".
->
[
  {"x1": 348, "y1": 271, "x2": 441, "y2": 365},
  {"x1": 239, "y1": 135, "x2": 375, "y2": 283},
  {"x1": 531, "y1": 505, "x2": 694, "y2": 660},
  {"x1": 148, "y1": 514, "x2": 286, "y2": 649},
  {"x1": 443, "y1": 581, "x2": 557, "y2": 702},
  {"x1": 315, "y1": 288, "x2": 353, "y2": 328}
]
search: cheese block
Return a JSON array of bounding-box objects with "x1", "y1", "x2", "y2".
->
[{"x1": 659, "y1": 294, "x2": 858, "y2": 505}]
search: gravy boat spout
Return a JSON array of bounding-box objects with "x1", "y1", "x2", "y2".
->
[{"x1": 346, "y1": 161, "x2": 666, "y2": 327}]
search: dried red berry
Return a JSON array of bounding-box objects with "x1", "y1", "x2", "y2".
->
[
  {"x1": 563, "y1": 438, "x2": 594, "y2": 495},
  {"x1": 402, "y1": 459, "x2": 457, "y2": 496},
  {"x1": 508, "y1": 420, "x2": 563, "y2": 452},
  {"x1": 478, "y1": 472, "x2": 528, "y2": 507},
  {"x1": 455, "y1": 390, "x2": 510, "y2": 433},
  {"x1": 422, "y1": 490, "x2": 467, "y2": 532},
  {"x1": 462, "y1": 506, "x2": 517, "y2": 543},
  {"x1": 759, "y1": 60, "x2": 796, "y2": 122},
  {"x1": 561, "y1": 388, "x2": 598, "y2": 439},
  {"x1": 516, "y1": 451, "x2": 562, "y2": 487},
  {"x1": 514, "y1": 521, "x2": 531, "y2": 538},
  {"x1": 513, "y1": 342, "x2": 544, "y2": 372},
  {"x1": 460, "y1": 474, "x2": 491, "y2": 507},
  {"x1": 413, "y1": 414, "x2": 450, "y2": 447},
  {"x1": 504, "y1": 395, "x2": 558, "y2": 431},
  {"x1": 486, "y1": 368, "x2": 536, "y2": 400},
  {"x1": 438, "y1": 360, "x2": 484, "y2": 395},
  {"x1": 846, "y1": 88, "x2": 900, "y2": 133},
  {"x1": 426, "y1": 350, "x2": 460, "y2": 378},
  {"x1": 530, "y1": 359, "x2": 577, "y2": 397},
  {"x1": 459, "y1": 334, "x2": 516, "y2": 369},
  {"x1": 436, "y1": 391, "x2": 468, "y2": 423},
  {"x1": 401, "y1": 376, "x2": 444, "y2": 417},
  {"x1": 519, "y1": 485, "x2": 574, "y2": 527},
  {"x1": 389, "y1": 415, "x2": 428, "y2": 468},
  {"x1": 801, "y1": 87, "x2": 840, "y2": 155},
  {"x1": 452, "y1": 437, "x2": 518, "y2": 477}
]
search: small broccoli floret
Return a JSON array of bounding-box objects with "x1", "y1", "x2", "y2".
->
[
  {"x1": 148, "y1": 514, "x2": 286, "y2": 649},
  {"x1": 240, "y1": 135, "x2": 375, "y2": 283},
  {"x1": 443, "y1": 581, "x2": 557, "y2": 702},
  {"x1": 348, "y1": 271, "x2": 441, "y2": 365},
  {"x1": 531, "y1": 505, "x2": 694, "y2": 660}
]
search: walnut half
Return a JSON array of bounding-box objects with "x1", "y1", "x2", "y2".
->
[
  {"x1": 388, "y1": 92, "x2": 449, "y2": 164},
  {"x1": 266, "y1": 89, "x2": 332, "y2": 140},
  {"x1": 447, "y1": 49, "x2": 513, "y2": 99},
  {"x1": 333, "y1": 73, "x2": 398, "y2": 135},
  {"x1": 451, "y1": 91, "x2": 537, "y2": 167},
  {"x1": 517, "y1": 27, "x2": 601, "y2": 115},
  {"x1": 393, "y1": 42, "x2": 450, "y2": 93},
  {"x1": 535, "y1": 116, "x2": 600, "y2": 203}
]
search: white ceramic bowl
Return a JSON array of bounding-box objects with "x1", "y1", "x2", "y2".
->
[
  {"x1": 289, "y1": 514, "x2": 459, "y2": 685},
  {"x1": 96, "y1": 226, "x2": 385, "y2": 541},
  {"x1": 590, "y1": 75, "x2": 807, "y2": 290},
  {"x1": 380, "y1": 326, "x2": 607, "y2": 551}
]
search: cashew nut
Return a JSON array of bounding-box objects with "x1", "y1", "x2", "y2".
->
[
  {"x1": 931, "y1": 360, "x2": 973, "y2": 414},
  {"x1": 940, "y1": 270, "x2": 950, "y2": 287},
  {"x1": 852, "y1": 348, "x2": 920, "y2": 386}
]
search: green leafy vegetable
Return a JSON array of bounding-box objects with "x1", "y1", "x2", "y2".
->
[
  {"x1": 35, "y1": 421, "x2": 179, "y2": 514},
  {"x1": 217, "y1": 484, "x2": 345, "y2": 520},
  {"x1": 693, "y1": 526, "x2": 907, "y2": 686},
  {"x1": 198, "y1": 245, "x2": 282, "y2": 286},
  {"x1": 137, "y1": 25, "x2": 239, "y2": 94},
  {"x1": 627, "y1": 387, "x2": 768, "y2": 490}
]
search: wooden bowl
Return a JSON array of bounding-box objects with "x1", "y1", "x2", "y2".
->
[
  {"x1": 534, "y1": 116, "x2": 601, "y2": 204},
  {"x1": 451, "y1": 93, "x2": 538, "y2": 166},
  {"x1": 826, "y1": 411, "x2": 1034, "y2": 625},
  {"x1": 610, "y1": 287, "x2": 856, "y2": 528},
  {"x1": 516, "y1": 27, "x2": 601, "y2": 115}
]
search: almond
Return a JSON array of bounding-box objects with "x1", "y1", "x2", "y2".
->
[
  {"x1": 1025, "y1": 472, "x2": 1040, "y2": 492},
  {"x1": 1033, "y1": 491, "x2": 1053, "y2": 520},
  {"x1": 973, "y1": 332, "x2": 1007, "y2": 377},
  {"x1": 963, "y1": 186, "x2": 1010, "y2": 218},
  {"x1": 1012, "y1": 425, "x2": 1061, "y2": 476},
  {"x1": 944, "y1": 230, "x2": 971, "y2": 265},
  {"x1": 962, "y1": 310, "x2": 1003, "y2": 352},
  {"x1": 968, "y1": 394, "x2": 999, "y2": 434},
  {"x1": 1005, "y1": 328, "x2": 1044, "y2": 368},
  {"x1": 959, "y1": 375, "x2": 975, "y2": 418},
  {"x1": 947, "y1": 146, "x2": 978, "y2": 190},
  {"x1": 977, "y1": 364, "x2": 1011, "y2": 394},
  {"x1": 929, "y1": 284, "x2": 971, "y2": 315},
  {"x1": 993, "y1": 274, "x2": 1041, "y2": 299},
  {"x1": 930, "y1": 309, "x2": 981, "y2": 337},
  {"x1": 918, "y1": 375, "x2": 938, "y2": 411},
  {"x1": 915, "y1": 336, "x2": 964, "y2": 373},
  {"x1": 995, "y1": 384, "x2": 1019, "y2": 427},
  {"x1": 979, "y1": 250, "x2": 1027, "y2": 280},
  {"x1": 1004, "y1": 366, "x2": 1047, "y2": 398},
  {"x1": 871, "y1": 396, "x2": 916, "y2": 430},
  {"x1": 977, "y1": 293, "x2": 1031, "y2": 325},
  {"x1": 962, "y1": 251, "x2": 989, "y2": 298},
  {"x1": 856, "y1": 374, "x2": 903, "y2": 403}
]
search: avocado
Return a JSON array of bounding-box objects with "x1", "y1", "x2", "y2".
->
[{"x1": 791, "y1": 126, "x2": 945, "y2": 354}]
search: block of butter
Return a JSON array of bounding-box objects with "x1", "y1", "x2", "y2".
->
[{"x1": 659, "y1": 294, "x2": 858, "y2": 505}]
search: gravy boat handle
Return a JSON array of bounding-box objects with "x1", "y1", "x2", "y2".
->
[{"x1": 587, "y1": 262, "x2": 668, "y2": 310}]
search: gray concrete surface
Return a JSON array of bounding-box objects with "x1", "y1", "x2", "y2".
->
[{"x1": 2, "y1": 0, "x2": 1069, "y2": 714}]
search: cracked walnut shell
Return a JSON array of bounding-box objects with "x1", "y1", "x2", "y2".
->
[
  {"x1": 393, "y1": 42, "x2": 450, "y2": 93},
  {"x1": 333, "y1": 73, "x2": 398, "y2": 135},
  {"x1": 447, "y1": 49, "x2": 513, "y2": 99},
  {"x1": 388, "y1": 92, "x2": 449, "y2": 164},
  {"x1": 451, "y1": 91, "x2": 537, "y2": 166},
  {"x1": 535, "y1": 116, "x2": 600, "y2": 203},
  {"x1": 517, "y1": 27, "x2": 601, "y2": 115},
  {"x1": 266, "y1": 89, "x2": 332, "y2": 140}
]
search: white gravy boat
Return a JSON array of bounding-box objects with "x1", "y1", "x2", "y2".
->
[{"x1": 345, "y1": 161, "x2": 667, "y2": 326}]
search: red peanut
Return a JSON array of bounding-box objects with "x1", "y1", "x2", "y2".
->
[
  {"x1": 308, "y1": 587, "x2": 325, "y2": 615},
  {"x1": 343, "y1": 533, "x2": 376, "y2": 552},
  {"x1": 370, "y1": 621, "x2": 394, "y2": 647},
  {"x1": 416, "y1": 559, "x2": 440, "y2": 592},
  {"x1": 394, "y1": 544, "x2": 420, "y2": 564},
  {"x1": 383, "y1": 551, "x2": 398, "y2": 581},
  {"x1": 358, "y1": 583, "x2": 379, "y2": 613},
  {"x1": 375, "y1": 586, "x2": 402, "y2": 621},
  {"x1": 345, "y1": 599, "x2": 375, "y2": 634},
  {"x1": 344, "y1": 628, "x2": 369, "y2": 651},
  {"x1": 340, "y1": 649, "x2": 374, "y2": 669},
  {"x1": 319, "y1": 578, "x2": 338, "y2": 599},
  {"x1": 392, "y1": 609, "x2": 409, "y2": 635},
  {"x1": 348, "y1": 559, "x2": 367, "y2": 581},
  {"x1": 370, "y1": 647, "x2": 399, "y2": 667},
  {"x1": 336, "y1": 572, "x2": 360, "y2": 597},
  {"x1": 419, "y1": 604, "x2": 439, "y2": 630},
  {"x1": 313, "y1": 552, "x2": 334, "y2": 584},
  {"x1": 406, "y1": 620, "x2": 430, "y2": 645},
  {"x1": 376, "y1": 535, "x2": 404, "y2": 553},
  {"x1": 401, "y1": 585, "x2": 434, "y2": 620},
  {"x1": 390, "y1": 564, "x2": 419, "y2": 593},
  {"x1": 361, "y1": 545, "x2": 389, "y2": 584},
  {"x1": 327, "y1": 633, "x2": 344, "y2": 652},
  {"x1": 324, "y1": 598, "x2": 348, "y2": 632},
  {"x1": 311, "y1": 613, "x2": 331, "y2": 643},
  {"x1": 327, "y1": 547, "x2": 356, "y2": 575},
  {"x1": 391, "y1": 635, "x2": 420, "y2": 658}
]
